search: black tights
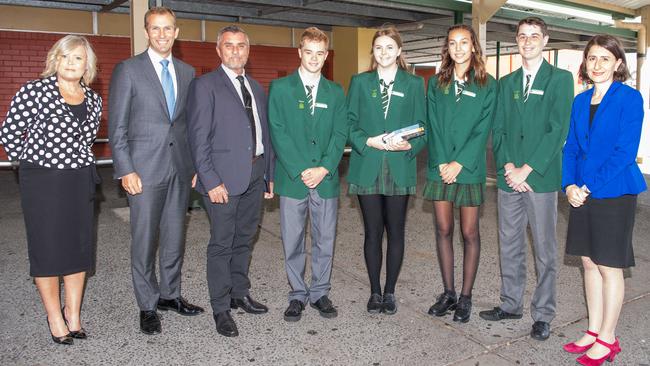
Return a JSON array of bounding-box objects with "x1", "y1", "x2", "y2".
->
[
  {"x1": 358, "y1": 194, "x2": 409, "y2": 295},
  {"x1": 433, "y1": 201, "x2": 481, "y2": 297}
]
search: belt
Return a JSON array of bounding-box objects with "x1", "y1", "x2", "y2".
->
[{"x1": 252, "y1": 153, "x2": 264, "y2": 163}]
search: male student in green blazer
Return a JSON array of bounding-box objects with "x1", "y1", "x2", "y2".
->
[
  {"x1": 268, "y1": 27, "x2": 347, "y2": 322},
  {"x1": 480, "y1": 17, "x2": 573, "y2": 341}
]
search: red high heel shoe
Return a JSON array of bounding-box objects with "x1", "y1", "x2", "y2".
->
[
  {"x1": 563, "y1": 330, "x2": 598, "y2": 353},
  {"x1": 576, "y1": 338, "x2": 621, "y2": 366}
]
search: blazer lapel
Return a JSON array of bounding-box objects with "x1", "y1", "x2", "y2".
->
[
  {"x1": 139, "y1": 52, "x2": 169, "y2": 119},
  {"x1": 171, "y1": 57, "x2": 187, "y2": 120},
  {"x1": 576, "y1": 87, "x2": 593, "y2": 151},
  {"x1": 314, "y1": 75, "x2": 330, "y2": 124},
  {"x1": 511, "y1": 68, "x2": 524, "y2": 116},
  {"x1": 523, "y1": 60, "x2": 551, "y2": 113},
  {"x1": 370, "y1": 71, "x2": 383, "y2": 119}
]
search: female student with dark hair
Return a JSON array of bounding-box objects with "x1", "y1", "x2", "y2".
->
[
  {"x1": 347, "y1": 25, "x2": 426, "y2": 315},
  {"x1": 424, "y1": 24, "x2": 496, "y2": 323},
  {"x1": 562, "y1": 34, "x2": 645, "y2": 365}
]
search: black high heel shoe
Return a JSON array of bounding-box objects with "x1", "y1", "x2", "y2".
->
[
  {"x1": 47, "y1": 317, "x2": 73, "y2": 345},
  {"x1": 62, "y1": 307, "x2": 87, "y2": 339}
]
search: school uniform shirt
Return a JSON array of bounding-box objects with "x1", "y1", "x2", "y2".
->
[
  {"x1": 347, "y1": 68, "x2": 426, "y2": 188},
  {"x1": 491, "y1": 59, "x2": 573, "y2": 193},
  {"x1": 0, "y1": 76, "x2": 102, "y2": 169},
  {"x1": 426, "y1": 72, "x2": 496, "y2": 184}
]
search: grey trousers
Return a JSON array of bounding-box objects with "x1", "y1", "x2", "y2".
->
[
  {"x1": 280, "y1": 189, "x2": 338, "y2": 304},
  {"x1": 497, "y1": 189, "x2": 558, "y2": 323},
  {"x1": 203, "y1": 158, "x2": 265, "y2": 314},
  {"x1": 128, "y1": 171, "x2": 190, "y2": 311}
]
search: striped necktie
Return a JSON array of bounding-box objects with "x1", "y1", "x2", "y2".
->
[
  {"x1": 160, "y1": 59, "x2": 175, "y2": 119},
  {"x1": 380, "y1": 79, "x2": 393, "y2": 119},
  {"x1": 523, "y1": 74, "x2": 531, "y2": 103},
  {"x1": 455, "y1": 80, "x2": 465, "y2": 103},
  {"x1": 305, "y1": 85, "x2": 315, "y2": 115}
]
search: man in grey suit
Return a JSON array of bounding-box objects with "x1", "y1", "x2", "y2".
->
[
  {"x1": 109, "y1": 6, "x2": 203, "y2": 335},
  {"x1": 187, "y1": 25, "x2": 275, "y2": 338}
]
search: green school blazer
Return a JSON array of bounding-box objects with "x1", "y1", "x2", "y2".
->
[
  {"x1": 426, "y1": 73, "x2": 496, "y2": 184},
  {"x1": 492, "y1": 60, "x2": 574, "y2": 193},
  {"x1": 268, "y1": 71, "x2": 348, "y2": 199},
  {"x1": 347, "y1": 69, "x2": 426, "y2": 188}
]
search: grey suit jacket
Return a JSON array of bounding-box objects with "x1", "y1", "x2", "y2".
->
[
  {"x1": 108, "y1": 51, "x2": 195, "y2": 185},
  {"x1": 186, "y1": 67, "x2": 275, "y2": 196}
]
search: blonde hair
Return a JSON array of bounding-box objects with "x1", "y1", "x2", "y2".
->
[
  {"x1": 300, "y1": 27, "x2": 329, "y2": 49},
  {"x1": 41, "y1": 35, "x2": 97, "y2": 85}
]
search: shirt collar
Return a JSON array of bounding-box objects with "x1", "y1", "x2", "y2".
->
[
  {"x1": 147, "y1": 48, "x2": 173, "y2": 66},
  {"x1": 298, "y1": 67, "x2": 320, "y2": 89},
  {"x1": 522, "y1": 58, "x2": 543, "y2": 79},
  {"x1": 221, "y1": 64, "x2": 245, "y2": 82}
]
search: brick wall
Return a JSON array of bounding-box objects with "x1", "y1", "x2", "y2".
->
[{"x1": 0, "y1": 30, "x2": 333, "y2": 161}]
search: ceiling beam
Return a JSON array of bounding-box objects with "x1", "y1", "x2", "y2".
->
[
  {"x1": 101, "y1": 0, "x2": 128, "y2": 12},
  {"x1": 542, "y1": 0, "x2": 637, "y2": 18}
]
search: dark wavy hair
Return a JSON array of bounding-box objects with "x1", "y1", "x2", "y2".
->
[
  {"x1": 579, "y1": 34, "x2": 630, "y2": 84},
  {"x1": 436, "y1": 24, "x2": 488, "y2": 88},
  {"x1": 370, "y1": 25, "x2": 408, "y2": 70}
]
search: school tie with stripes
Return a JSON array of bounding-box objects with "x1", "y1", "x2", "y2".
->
[
  {"x1": 305, "y1": 85, "x2": 315, "y2": 115},
  {"x1": 380, "y1": 79, "x2": 393, "y2": 119},
  {"x1": 523, "y1": 74, "x2": 531, "y2": 103},
  {"x1": 160, "y1": 59, "x2": 175, "y2": 119},
  {"x1": 455, "y1": 80, "x2": 465, "y2": 103}
]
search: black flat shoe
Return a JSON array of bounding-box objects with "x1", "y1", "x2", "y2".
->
[
  {"x1": 62, "y1": 307, "x2": 87, "y2": 339},
  {"x1": 214, "y1": 311, "x2": 238, "y2": 337},
  {"x1": 478, "y1": 306, "x2": 523, "y2": 321},
  {"x1": 284, "y1": 300, "x2": 304, "y2": 322},
  {"x1": 367, "y1": 293, "x2": 382, "y2": 314},
  {"x1": 531, "y1": 321, "x2": 551, "y2": 341},
  {"x1": 382, "y1": 293, "x2": 397, "y2": 315},
  {"x1": 157, "y1": 297, "x2": 204, "y2": 316},
  {"x1": 139, "y1": 310, "x2": 162, "y2": 335},
  {"x1": 310, "y1": 296, "x2": 338, "y2": 319},
  {"x1": 428, "y1": 291, "x2": 457, "y2": 317},
  {"x1": 453, "y1": 295, "x2": 472, "y2": 323},
  {"x1": 47, "y1": 317, "x2": 73, "y2": 345},
  {"x1": 230, "y1": 295, "x2": 268, "y2": 314}
]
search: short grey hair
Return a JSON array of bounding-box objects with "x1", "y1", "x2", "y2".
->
[
  {"x1": 217, "y1": 25, "x2": 250, "y2": 45},
  {"x1": 41, "y1": 35, "x2": 98, "y2": 85}
]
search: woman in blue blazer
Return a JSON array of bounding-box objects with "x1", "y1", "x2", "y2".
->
[{"x1": 562, "y1": 35, "x2": 645, "y2": 365}]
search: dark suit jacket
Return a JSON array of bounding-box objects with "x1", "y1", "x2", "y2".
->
[
  {"x1": 186, "y1": 66, "x2": 275, "y2": 196},
  {"x1": 562, "y1": 81, "x2": 646, "y2": 199},
  {"x1": 108, "y1": 51, "x2": 195, "y2": 185}
]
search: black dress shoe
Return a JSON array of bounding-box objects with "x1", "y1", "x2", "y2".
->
[
  {"x1": 139, "y1": 310, "x2": 162, "y2": 335},
  {"x1": 428, "y1": 291, "x2": 457, "y2": 317},
  {"x1": 214, "y1": 311, "x2": 238, "y2": 337},
  {"x1": 62, "y1": 307, "x2": 87, "y2": 339},
  {"x1": 382, "y1": 293, "x2": 397, "y2": 315},
  {"x1": 230, "y1": 295, "x2": 268, "y2": 314},
  {"x1": 367, "y1": 293, "x2": 383, "y2": 314},
  {"x1": 478, "y1": 306, "x2": 523, "y2": 321},
  {"x1": 283, "y1": 300, "x2": 305, "y2": 322},
  {"x1": 453, "y1": 295, "x2": 472, "y2": 323},
  {"x1": 157, "y1": 297, "x2": 204, "y2": 316},
  {"x1": 531, "y1": 321, "x2": 551, "y2": 340},
  {"x1": 310, "y1": 295, "x2": 338, "y2": 318},
  {"x1": 47, "y1": 318, "x2": 73, "y2": 345}
]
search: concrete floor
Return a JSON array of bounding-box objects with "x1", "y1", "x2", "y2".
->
[{"x1": 0, "y1": 155, "x2": 649, "y2": 366}]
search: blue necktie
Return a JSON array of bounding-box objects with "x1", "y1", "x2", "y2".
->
[{"x1": 160, "y1": 59, "x2": 175, "y2": 119}]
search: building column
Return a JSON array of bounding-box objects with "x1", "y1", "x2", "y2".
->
[
  {"x1": 471, "y1": 0, "x2": 506, "y2": 52},
  {"x1": 332, "y1": 26, "x2": 376, "y2": 92},
  {"x1": 130, "y1": 0, "x2": 149, "y2": 56}
]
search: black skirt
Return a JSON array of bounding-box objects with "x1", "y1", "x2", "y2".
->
[
  {"x1": 565, "y1": 194, "x2": 637, "y2": 268},
  {"x1": 19, "y1": 161, "x2": 99, "y2": 276}
]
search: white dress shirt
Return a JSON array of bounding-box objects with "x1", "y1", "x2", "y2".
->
[
  {"x1": 147, "y1": 48, "x2": 177, "y2": 99},
  {"x1": 221, "y1": 64, "x2": 264, "y2": 156},
  {"x1": 298, "y1": 67, "x2": 321, "y2": 106}
]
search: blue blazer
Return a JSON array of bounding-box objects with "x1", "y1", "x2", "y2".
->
[{"x1": 562, "y1": 81, "x2": 646, "y2": 199}]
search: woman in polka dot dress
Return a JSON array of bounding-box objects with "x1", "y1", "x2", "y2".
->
[{"x1": 0, "y1": 35, "x2": 102, "y2": 345}]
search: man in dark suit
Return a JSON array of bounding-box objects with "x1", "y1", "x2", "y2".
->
[
  {"x1": 186, "y1": 25, "x2": 275, "y2": 337},
  {"x1": 109, "y1": 6, "x2": 204, "y2": 335}
]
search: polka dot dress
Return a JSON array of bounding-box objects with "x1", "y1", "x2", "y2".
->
[{"x1": 0, "y1": 75, "x2": 102, "y2": 169}]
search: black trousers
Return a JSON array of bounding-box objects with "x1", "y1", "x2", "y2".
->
[{"x1": 203, "y1": 158, "x2": 265, "y2": 313}]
